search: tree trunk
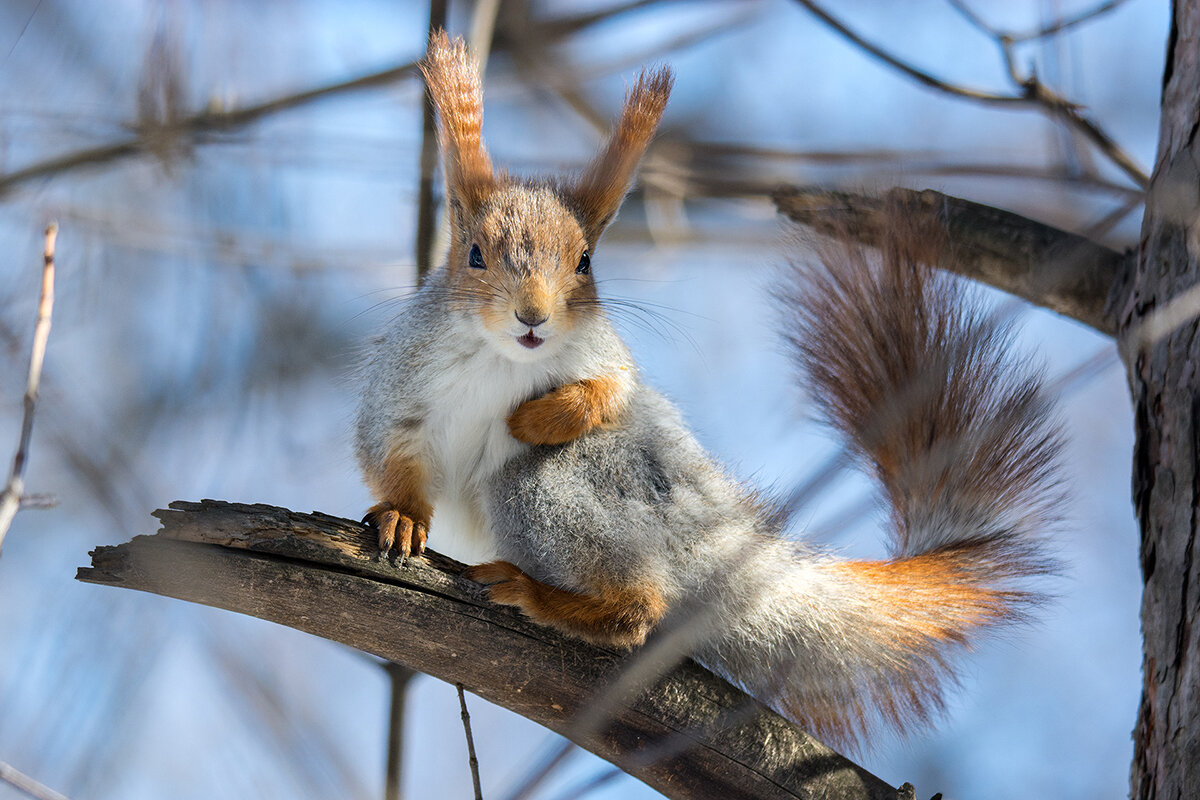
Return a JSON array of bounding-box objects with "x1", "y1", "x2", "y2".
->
[{"x1": 1122, "y1": 2, "x2": 1200, "y2": 797}]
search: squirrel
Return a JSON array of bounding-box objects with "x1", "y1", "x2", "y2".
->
[{"x1": 355, "y1": 32, "x2": 1064, "y2": 748}]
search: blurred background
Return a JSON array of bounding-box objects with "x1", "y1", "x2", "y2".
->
[{"x1": 0, "y1": 1, "x2": 1158, "y2": 798}]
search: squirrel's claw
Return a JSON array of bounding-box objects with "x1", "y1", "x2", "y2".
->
[{"x1": 362, "y1": 502, "x2": 428, "y2": 562}]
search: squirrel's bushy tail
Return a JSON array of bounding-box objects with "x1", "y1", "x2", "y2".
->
[{"x1": 698, "y1": 210, "x2": 1064, "y2": 749}]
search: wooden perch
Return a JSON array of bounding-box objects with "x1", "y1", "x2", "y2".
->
[
  {"x1": 76, "y1": 500, "x2": 900, "y2": 800},
  {"x1": 773, "y1": 185, "x2": 1130, "y2": 336}
]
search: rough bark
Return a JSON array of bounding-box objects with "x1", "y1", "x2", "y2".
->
[
  {"x1": 1121, "y1": 2, "x2": 1200, "y2": 797},
  {"x1": 77, "y1": 500, "x2": 901, "y2": 800},
  {"x1": 773, "y1": 185, "x2": 1130, "y2": 336}
]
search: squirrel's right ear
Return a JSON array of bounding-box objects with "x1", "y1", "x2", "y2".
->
[
  {"x1": 421, "y1": 31, "x2": 495, "y2": 224},
  {"x1": 570, "y1": 67, "x2": 673, "y2": 246}
]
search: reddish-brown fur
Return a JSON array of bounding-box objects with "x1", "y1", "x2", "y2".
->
[
  {"x1": 415, "y1": 35, "x2": 669, "y2": 642},
  {"x1": 832, "y1": 552, "x2": 1015, "y2": 646},
  {"x1": 571, "y1": 68, "x2": 674, "y2": 245},
  {"x1": 363, "y1": 452, "x2": 433, "y2": 558},
  {"x1": 460, "y1": 186, "x2": 594, "y2": 333},
  {"x1": 465, "y1": 560, "x2": 666, "y2": 648},
  {"x1": 418, "y1": 35, "x2": 666, "y2": 450},
  {"x1": 770, "y1": 546, "x2": 1021, "y2": 748},
  {"x1": 420, "y1": 31, "x2": 494, "y2": 223},
  {"x1": 507, "y1": 373, "x2": 628, "y2": 445}
]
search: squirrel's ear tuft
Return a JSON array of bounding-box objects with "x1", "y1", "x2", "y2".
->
[
  {"x1": 421, "y1": 31, "x2": 495, "y2": 221},
  {"x1": 570, "y1": 66, "x2": 673, "y2": 245}
]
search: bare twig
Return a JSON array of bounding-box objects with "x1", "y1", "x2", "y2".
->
[
  {"x1": 385, "y1": 663, "x2": 417, "y2": 800},
  {"x1": 0, "y1": 61, "x2": 420, "y2": 196},
  {"x1": 949, "y1": 0, "x2": 1132, "y2": 44},
  {"x1": 681, "y1": 142, "x2": 1142, "y2": 198},
  {"x1": 415, "y1": 0, "x2": 448, "y2": 280},
  {"x1": 779, "y1": 450, "x2": 850, "y2": 526},
  {"x1": 547, "y1": 767, "x2": 623, "y2": 800},
  {"x1": 1051, "y1": 345, "x2": 1120, "y2": 395},
  {"x1": 3, "y1": 0, "x2": 45, "y2": 65},
  {"x1": 789, "y1": 0, "x2": 1149, "y2": 189},
  {"x1": 0, "y1": 223, "x2": 57, "y2": 554},
  {"x1": 501, "y1": 741, "x2": 577, "y2": 800},
  {"x1": 791, "y1": 0, "x2": 1020, "y2": 105},
  {"x1": 0, "y1": 761, "x2": 71, "y2": 800},
  {"x1": 18, "y1": 493, "x2": 56, "y2": 510},
  {"x1": 457, "y1": 684, "x2": 484, "y2": 800},
  {"x1": 531, "y1": 0, "x2": 665, "y2": 40}
]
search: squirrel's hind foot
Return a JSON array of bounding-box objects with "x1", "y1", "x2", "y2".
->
[{"x1": 465, "y1": 560, "x2": 663, "y2": 649}]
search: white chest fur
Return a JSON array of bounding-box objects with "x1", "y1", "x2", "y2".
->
[{"x1": 420, "y1": 341, "x2": 555, "y2": 559}]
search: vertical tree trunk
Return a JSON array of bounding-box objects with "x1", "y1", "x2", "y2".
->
[{"x1": 1122, "y1": 2, "x2": 1200, "y2": 797}]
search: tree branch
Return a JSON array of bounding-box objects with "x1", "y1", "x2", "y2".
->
[
  {"x1": 773, "y1": 185, "x2": 1129, "y2": 336},
  {"x1": 76, "y1": 500, "x2": 899, "y2": 800},
  {"x1": 789, "y1": 0, "x2": 1150, "y2": 189},
  {"x1": 0, "y1": 223, "x2": 58, "y2": 554},
  {"x1": 0, "y1": 61, "x2": 420, "y2": 196},
  {"x1": 0, "y1": 762, "x2": 71, "y2": 800}
]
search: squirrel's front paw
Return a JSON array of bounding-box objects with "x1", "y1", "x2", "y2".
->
[
  {"x1": 465, "y1": 560, "x2": 534, "y2": 611},
  {"x1": 362, "y1": 502, "x2": 429, "y2": 561},
  {"x1": 508, "y1": 382, "x2": 608, "y2": 446}
]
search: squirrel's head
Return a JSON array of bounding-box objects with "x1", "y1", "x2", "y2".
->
[{"x1": 421, "y1": 31, "x2": 672, "y2": 362}]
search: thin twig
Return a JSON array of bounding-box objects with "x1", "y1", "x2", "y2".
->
[
  {"x1": 789, "y1": 0, "x2": 1149, "y2": 189},
  {"x1": 18, "y1": 493, "x2": 57, "y2": 509},
  {"x1": 501, "y1": 741, "x2": 576, "y2": 800},
  {"x1": 0, "y1": 223, "x2": 57, "y2": 554},
  {"x1": 0, "y1": 761, "x2": 71, "y2": 800},
  {"x1": 546, "y1": 767, "x2": 623, "y2": 800},
  {"x1": 456, "y1": 684, "x2": 484, "y2": 800},
  {"x1": 779, "y1": 449, "x2": 850, "y2": 523},
  {"x1": 385, "y1": 663, "x2": 417, "y2": 800},
  {"x1": 0, "y1": 61, "x2": 420, "y2": 196},
  {"x1": 1013, "y1": 0, "x2": 1130, "y2": 42},
  {"x1": 949, "y1": 0, "x2": 1132, "y2": 44},
  {"x1": 414, "y1": 0, "x2": 448, "y2": 280},
  {"x1": 792, "y1": 0, "x2": 1020, "y2": 105}
]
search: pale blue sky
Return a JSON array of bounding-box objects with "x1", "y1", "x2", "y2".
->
[{"x1": 0, "y1": 1, "x2": 1162, "y2": 798}]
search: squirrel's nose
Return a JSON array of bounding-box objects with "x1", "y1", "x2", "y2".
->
[{"x1": 515, "y1": 310, "x2": 549, "y2": 328}]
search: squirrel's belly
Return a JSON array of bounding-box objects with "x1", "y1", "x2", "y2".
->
[
  {"x1": 416, "y1": 338, "x2": 559, "y2": 559},
  {"x1": 430, "y1": 493, "x2": 495, "y2": 562},
  {"x1": 421, "y1": 379, "x2": 528, "y2": 561}
]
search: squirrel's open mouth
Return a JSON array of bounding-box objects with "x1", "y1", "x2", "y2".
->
[{"x1": 516, "y1": 331, "x2": 544, "y2": 349}]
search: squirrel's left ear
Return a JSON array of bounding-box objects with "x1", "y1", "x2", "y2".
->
[{"x1": 570, "y1": 66, "x2": 673, "y2": 245}]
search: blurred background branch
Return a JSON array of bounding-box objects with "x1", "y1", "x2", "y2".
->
[
  {"x1": 0, "y1": 61, "x2": 421, "y2": 197},
  {"x1": 790, "y1": 0, "x2": 1149, "y2": 189},
  {"x1": 0, "y1": 761, "x2": 71, "y2": 800},
  {"x1": 0, "y1": 223, "x2": 57, "y2": 554}
]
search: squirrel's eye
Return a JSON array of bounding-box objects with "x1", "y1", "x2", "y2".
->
[
  {"x1": 468, "y1": 244, "x2": 486, "y2": 270},
  {"x1": 576, "y1": 250, "x2": 591, "y2": 275}
]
